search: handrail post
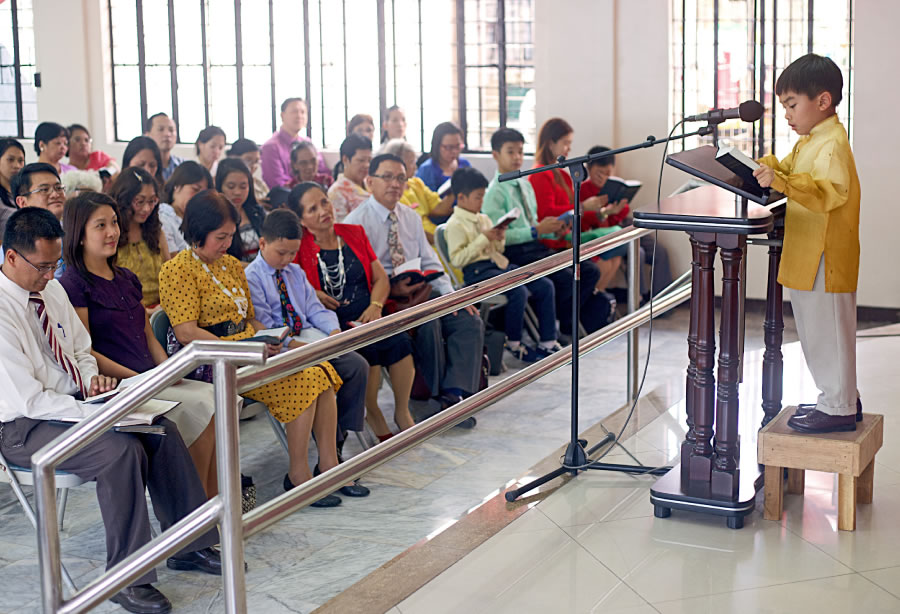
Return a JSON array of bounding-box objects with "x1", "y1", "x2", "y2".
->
[
  {"x1": 213, "y1": 359, "x2": 247, "y2": 614},
  {"x1": 36, "y1": 464, "x2": 62, "y2": 612},
  {"x1": 626, "y1": 237, "x2": 640, "y2": 404}
]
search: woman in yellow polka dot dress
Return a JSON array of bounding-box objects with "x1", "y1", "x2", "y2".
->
[{"x1": 159, "y1": 190, "x2": 355, "y2": 507}]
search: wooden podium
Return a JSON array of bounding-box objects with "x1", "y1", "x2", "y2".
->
[{"x1": 634, "y1": 146, "x2": 786, "y2": 529}]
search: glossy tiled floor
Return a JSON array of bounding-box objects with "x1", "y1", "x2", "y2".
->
[{"x1": 395, "y1": 323, "x2": 900, "y2": 614}]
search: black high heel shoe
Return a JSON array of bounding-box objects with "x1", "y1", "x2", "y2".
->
[
  {"x1": 283, "y1": 474, "x2": 342, "y2": 507},
  {"x1": 313, "y1": 465, "x2": 371, "y2": 497}
]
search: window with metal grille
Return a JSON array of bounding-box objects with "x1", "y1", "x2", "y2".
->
[
  {"x1": 671, "y1": 0, "x2": 853, "y2": 158},
  {"x1": 108, "y1": 0, "x2": 534, "y2": 153},
  {"x1": 0, "y1": 0, "x2": 37, "y2": 139}
]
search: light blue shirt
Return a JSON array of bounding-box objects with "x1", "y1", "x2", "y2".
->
[
  {"x1": 344, "y1": 195, "x2": 454, "y2": 295},
  {"x1": 162, "y1": 154, "x2": 185, "y2": 182},
  {"x1": 244, "y1": 253, "x2": 340, "y2": 345}
]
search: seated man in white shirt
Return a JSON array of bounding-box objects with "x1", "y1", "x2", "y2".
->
[
  {"x1": 0, "y1": 208, "x2": 221, "y2": 614},
  {"x1": 344, "y1": 154, "x2": 484, "y2": 428}
]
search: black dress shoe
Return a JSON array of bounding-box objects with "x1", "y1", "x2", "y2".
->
[
  {"x1": 312, "y1": 465, "x2": 370, "y2": 497},
  {"x1": 787, "y1": 409, "x2": 856, "y2": 434},
  {"x1": 434, "y1": 393, "x2": 477, "y2": 429},
  {"x1": 110, "y1": 584, "x2": 172, "y2": 614},
  {"x1": 283, "y1": 473, "x2": 342, "y2": 507},
  {"x1": 795, "y1": 398, "x2": 863, "y2": 422},
  {"x1": 339, "y1": 483, "x2": 370, "y2": 497},
  {"x1": 167, "y1": 547, "x2": 222, "y2": 575}
]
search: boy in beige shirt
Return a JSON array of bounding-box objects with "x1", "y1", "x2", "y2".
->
[{"x1": 445, "y1": 167, "x2": 559, "y2": 364}]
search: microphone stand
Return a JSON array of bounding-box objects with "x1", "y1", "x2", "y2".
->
[{"x1": 503, "y1": 125, "x2": 714, "y2": 502}]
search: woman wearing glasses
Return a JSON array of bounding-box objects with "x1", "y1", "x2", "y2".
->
[
  {"x1": 109, "y1": 168, "x2": 170, "y2": 310},
  {"x1": 415, "y1": 121, "x2": 470, "y2": 199},
  {"x1": 289, "y1": 141, "x2": 333, "y2": 189}
]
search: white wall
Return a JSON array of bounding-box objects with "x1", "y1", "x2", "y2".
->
[{"x1": 24, "y1": 0, "x2": 900, "y2": 308}]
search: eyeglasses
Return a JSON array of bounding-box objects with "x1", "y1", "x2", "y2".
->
[
  {"x1": 16, "y1": 251, "x2": 60, "y2": 275},
  {"x1": 293, "y1": 159, "x2": 317, "y2": 167},
  {"x1": 440, "y1": 143, "x2": 463, "y2": 151},
  {"x1": 370, "y1": 173, "x2": 408, "y2": 185},
  {"x1": 132, "y1": 196, "x2": 159, "y2": 209},
  {"x1": 24, "y1": 183, "x2": 65, "y2": 197}
]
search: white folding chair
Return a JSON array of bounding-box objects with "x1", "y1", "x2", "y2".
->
[{"x1": 0, "y1": 448, "x2": 81, "y2": 592}]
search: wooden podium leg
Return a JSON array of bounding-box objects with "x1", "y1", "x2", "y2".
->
[
  {"x1": 712, "y1": 235, "x2": 744, "y2": 498},
  {"x1": 689, "y1": 234, "x2": 717, "y2": 482},
  {"x1": 761, "y1": 223, "x2": 785, "y2": 428},
  {"x1": 838, "y1": 473, "x2": 857, "y2": 531},
  {"x1": 681, "y1": 237, "x2": 701, "y2": 483},
  {"x1": 858, "y1": 461, "x2": 875, "y2": 504}
]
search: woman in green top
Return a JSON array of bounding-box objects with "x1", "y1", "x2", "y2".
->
[{"x1": 108, "y1": 167, "x2": 170, "y2": 309}]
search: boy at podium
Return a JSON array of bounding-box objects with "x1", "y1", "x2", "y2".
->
[{"x1": 753, "y1": 53, "x2": 861, "y2": 434}]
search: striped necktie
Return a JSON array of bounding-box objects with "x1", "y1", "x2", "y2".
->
[{"x1": 29, "y1": 292, "x2": 89, "y2": 398}]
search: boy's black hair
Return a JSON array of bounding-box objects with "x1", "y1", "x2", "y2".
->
[
  {"x1": 368, "y1": 153, "x2": 404, "y2": 176},
  {"x1": 339, "y1": 133, "x2": 373, "y2": 164},
  {"x1": 775, "y1": 53, "x2": 843, "y2": 107},
  {"x1": 11, "y1": 163, "x2": 59, "y2": 197},
  {"x1": 586, "y1": 145, "x2": 614, "y2": 168},
  {"x1": 490, "y1": 127, "x2": 524, "y2": 152},
  {"x1": 451, "y1": 166, "x2": 488, "y2": 197},
  {"x1": 261, "y1": 208, "x2": 302, "y2": 242},
  {"x1": 3, "y1": 207, "x2": 64, "y2": 256}
]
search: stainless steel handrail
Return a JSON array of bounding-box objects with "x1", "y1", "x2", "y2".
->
[
  {"x1": 237, "y1": 225, "x2": 652, "y2": 392},
  {"x1": 32, "y1": 341, "x2": 266, "y2": 614},
  {"x1": 243, "y1": 277, "x2": 691, "y2": 535},
  {"x1": 33, "y1": 227, "x2": 666, "y2": 613}
]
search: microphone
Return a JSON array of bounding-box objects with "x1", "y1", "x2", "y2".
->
[{"x1": 684, "y1": 100, "x2": 764, "y2": 124}]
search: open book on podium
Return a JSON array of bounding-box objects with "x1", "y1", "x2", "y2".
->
[{"x1": 634, "y1": 145, "x2": 785, "y2": 234}]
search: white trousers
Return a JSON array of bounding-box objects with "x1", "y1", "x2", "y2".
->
[{"x1": 790, "y1": 256, "x2": 858, "y2": 416}]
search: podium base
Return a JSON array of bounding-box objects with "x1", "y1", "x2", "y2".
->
[{"x1": 650, "y1": 462, "x2": 762, "y2": 529}]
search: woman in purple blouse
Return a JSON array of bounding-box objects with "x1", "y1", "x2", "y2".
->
[{"x1": 58, "y1": 191, "x2": 220, "y2": 498}]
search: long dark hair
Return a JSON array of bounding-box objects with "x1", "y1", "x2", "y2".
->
[
  {"x1": 380, "y1": 105, "x2": 402, "y2": 143},
  {"x1": 122, "y1": 136, "x2": 164, "y2": 184},
  {"x1": 215, "y1": 157, "x2": 266, "y2": 259},
  {"x1": 429, "y1": 121, "x2": 463, "y2": 165},
  {"x1": 62, "y1": 191, "x2": 120, "y2": 280},
  {"x1": 195, "y1": 125, "x2": 226, "y2": 155},
  {"x1": 108, "y1": 167, "x2": 163, "y2": 254},
  {"x1": 535, "y1": 117, "x2": 573, "y2": 166}
]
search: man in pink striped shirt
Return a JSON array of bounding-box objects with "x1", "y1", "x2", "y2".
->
[{"x1": 261, "y1": 97, "x2": 329, "y2": 188}]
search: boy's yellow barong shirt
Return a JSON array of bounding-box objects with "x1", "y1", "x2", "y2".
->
[{"x1": 757, "y1": 114, "x2": 860, "y2": 293}]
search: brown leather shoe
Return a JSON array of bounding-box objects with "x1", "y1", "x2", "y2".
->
[
  {"x1": 787, "y1": 409, "x2": 856, "y2": 433},
  {"x1": 794, "y1": 398, "x2": 863, "y2": 422}
]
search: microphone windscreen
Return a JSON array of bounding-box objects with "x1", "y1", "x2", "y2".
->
[{"x1": 739, "y1": 100, "x2": 765, "y2": 122}]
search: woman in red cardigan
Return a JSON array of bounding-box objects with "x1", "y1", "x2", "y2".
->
[
  {"x1": 529, "y1": 118, "x2": 621, "y2": 297},
  {"x1": 289, "y1": 181, "x2": 415, "y2": 440}
]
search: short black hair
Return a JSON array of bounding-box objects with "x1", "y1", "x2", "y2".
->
[
  {"x1": 775, "y1": 53, "x2": 843, "y2": 108},
  {"x1": 145, "y1": 112, "x2": 172, "y2": 133},
  {"x1": 163, "y1": 160, "x2": 213, "y2": 203},
  {"x1": 33, "y1": 122, "x2": 69, "y2": 156},
  {"x1": 67, "y1": 123, "x2": 90, "y2": 138},
  {"x1": 491, "y1": 127, "x2": 524, "y2": 152},
  {"x1": 285, "y1": 181, "x2": 327, "y2": 217},
  {"x1": 181, "y1": 189, "x2": 240, "y2": 247},
  {"x1": 451, "y1": 166, "x2": 488, "y2": 197},
  {"x1": 280, "y1": 97, "x2": 307, "y2": 113},
  {"x1": 0, "y1": 138, "x2": 25, "y2": 160},
  {"x1": 587, "y1": 145, "x2": 614, "y2": 168},
  {"x1": 11, "y1": 163, "x2": 60, "y2": 198},
  {"x1": 226, "y1": 138, "x2": 259, "y2": 157},
  {"x1": 369, "y1": 153, "x2": 404, "y2": 176},
  {"x1": 195, "y1": 125, "x2": 226, "y2": 155},
  {"x1": 340, "y1": 133, "x2": 373, "y2": 164},
  {"x1": 261, "y1": 208, "x2": 302, "y2": 242},
  {"x1": 3, "y1": 206, "x2": 64, "y2": 257},
  {"x1": 266, "y1": 186, "x2": 291, "y2": 210}
]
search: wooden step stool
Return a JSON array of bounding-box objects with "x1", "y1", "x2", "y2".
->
[{"x1": 757, "y1": 407, "x2": 883, "y2": 531}]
